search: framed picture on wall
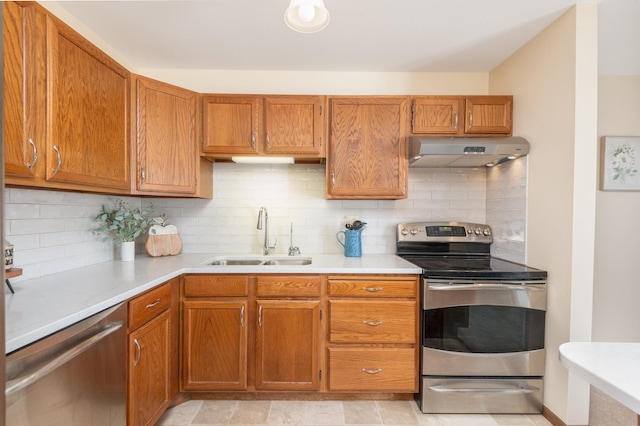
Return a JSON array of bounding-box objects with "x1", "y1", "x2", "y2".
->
[{"x1": 601, "y1": 136, "x2": 640, "y2": 191}]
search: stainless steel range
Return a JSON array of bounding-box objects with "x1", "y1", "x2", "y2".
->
[{"x1": 396, "y1": 221, "x2": 547, "y2": 414}]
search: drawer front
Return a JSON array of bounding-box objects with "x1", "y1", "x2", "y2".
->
[
  {"x1": 328, "y1": 348, "x2": 417, "y2": 392},
  {"x1": 329, "y1": 300, "x2": 416, "y2": 343},
  {"x1": 184, "y1": 275, "x2": 248, "y2": 297},
  {"x1": 328, "y1": 279, "x2": 416, "y2": 298},
  {"x1": 128, "y1": 282, "x2": 171, "y2": 330},
  {"x1": 256, "y1": 276, "x2": 321, "y2": 297}
]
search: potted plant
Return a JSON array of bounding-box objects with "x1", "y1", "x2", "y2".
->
[{"x1": 93, "y1": 199, "x2": 157, "y2": 261}]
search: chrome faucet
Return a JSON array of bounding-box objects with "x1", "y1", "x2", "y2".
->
[
  {"x1": 257, "y1": 206, "x2": 277, "y2": 255},
  {"x1": 288, "y1": 222, "x2": 300, "y2": 256}
]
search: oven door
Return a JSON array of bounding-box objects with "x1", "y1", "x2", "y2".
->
[{"x1": 422, "y1": 279, "x2": 546, "y2": 376}]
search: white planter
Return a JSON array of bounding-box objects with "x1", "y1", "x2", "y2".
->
[{"x1": 120, "y1": 241, "x2": 135, "y2": 262}]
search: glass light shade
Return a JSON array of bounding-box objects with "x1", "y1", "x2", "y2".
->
[{"x1": 284, "y1": 0, "x2": 330, "y2": 33}]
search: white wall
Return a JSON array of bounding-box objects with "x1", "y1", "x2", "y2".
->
[
  {"x1": 593, "y1": 75, "x2": 640, "y2": 342},
  {"x1": 489, "y1": 5, "x2": 599, "y2": 425}
]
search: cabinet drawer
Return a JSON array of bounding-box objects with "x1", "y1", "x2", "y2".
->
[
  {"x1": 129, "y1": 283, "x2": 171, "y2": 330},
  {"x1": 256, "y1": 276, "x2": 321, "y2": 297},
  {"x1": 328, "y1": 279, "x2": 416, "y2": 298},
  {"x1": 184, "y1": 275, "x2": 248, "y2": 297},
  {"x1": 328, "y1": 348, "x2": 417, "y2": 392},
  {"x1": 329, "y1": 300, "x2": 416, "y2": 343}
]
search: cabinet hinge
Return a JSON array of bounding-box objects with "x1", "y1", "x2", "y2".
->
[
  {"x1": 319, "y1": 370, "x2": 322, "y2": 380},
  {"x1": 319, "y1": 105, "x2": 323, "y2": 116},
  {"x1": 320, "y1": 309, "x2": 322, "y2": 320}
]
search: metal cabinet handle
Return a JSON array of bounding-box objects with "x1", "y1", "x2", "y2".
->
[
  {"x1": 133, "y1": 338, "x2": 141, "y2": 367},
  {"x1": 363, "y1": 320, "x2": 383, "y2": 326},
  {"x1": 468, "y1": 111, "x2": 473, "y2": 129},
  {"x1": 251, "y1": 131, "x2": 256, "y2": 150},
  {"x1": 240, "y1": 305, "x2": 245, "y2": 327},
  {"x1": 258, "y1": 305, "x2": 263, "y2": 327},
  {"x1": 266, "y1": 132, "x2": 271, "y2": 149},
  {"x1": 140, "y1": 166, "x2": 146, "y2": 187},
  {"x1": 331, "y1": 171, "x2": 335, "y2": 189},
  {"x1": 362, "y1": 287, "x2": 383, "y2": 292},
  {"x1": 361, "y1": 368, "x2": 382, "y2": 374},
  {"x1": 52, "y1": 145, "x2": 62, "y2": 175},
  {"x1": 6, "y1": 321, "x2": 123, "y2": 395},
  {"x1": 454, "y1": 112, "x2": 459, "y2": 130},
  {"x1": 145, "y1": 299, "x2": 160, "y2": 308},
  {"x1": 27, "y1": 139, "x2": 38, "y2": 169}
]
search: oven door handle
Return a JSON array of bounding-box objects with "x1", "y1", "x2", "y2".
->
[
  {"x1": 428, "y1": 384, "x2": 540, "y2": 394},
  {"x1": 427, "y1": 282, "x2": 546, "y2": 291}
]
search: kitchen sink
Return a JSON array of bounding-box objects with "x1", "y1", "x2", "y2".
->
[
  {"x1": 205, "y1": 256, "x2": 312, "y2": 266},
  {"x1": 263, "y1": 258, "x2": 312, "y2": 266}
]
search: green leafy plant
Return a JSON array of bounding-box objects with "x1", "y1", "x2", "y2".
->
[{"x1": 93, "y1": 199, "x2": 158, "y2": 244}]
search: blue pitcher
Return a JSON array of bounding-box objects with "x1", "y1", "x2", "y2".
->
[{"x1": 336, "y1": 229, "x2": 362, "y2": 257}]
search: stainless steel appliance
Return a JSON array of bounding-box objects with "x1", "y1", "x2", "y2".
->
[
  {"x1": 396, "y1": 221, "x2": 547, "y2": 414},
  {"x1": 5, "y1": 303, "x2": 127, "y2": 425}
]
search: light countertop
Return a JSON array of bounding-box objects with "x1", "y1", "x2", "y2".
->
[
  {"x1": 5, "y1": 253, "x2": 421, "y2": 354},
  {"x1": 559, "y1": 342, "x2": 640, "y2": 414}
]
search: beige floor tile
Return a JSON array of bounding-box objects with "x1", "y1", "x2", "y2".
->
[
  {"x1": 377, "y1": 401, "x2": 419, "y2": 425},
  {"x1": 191, "y1": 400, "x2": 238, "y2": 424},
  {"x1": 230, "y1": 401, "x2": 272, "y2": 424},
  {"x1": 156, "y1": 400, "x2": 203, "y2": 426},
  {"x1": 268, "y1": 400, "x2": 344, "y2": 425},
  {"x1": 343, "y1": 400, "x2": 382, "y2": 425}
]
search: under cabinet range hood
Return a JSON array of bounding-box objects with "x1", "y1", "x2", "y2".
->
[{"x1": 408, "y1": 136, "x2": 530, "y2": 168}]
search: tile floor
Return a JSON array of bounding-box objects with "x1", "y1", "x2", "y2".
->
[{"x1": 156, "y1": 399, "x2": 554, "y2": 426}]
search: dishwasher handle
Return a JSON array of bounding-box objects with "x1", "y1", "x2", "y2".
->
[{"x1": 6, "y1": 321, "x2": 124, "y2": 396}]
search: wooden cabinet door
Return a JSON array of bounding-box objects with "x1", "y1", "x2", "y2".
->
[
  {"x1": 182, "y1": 300, "x2": 248, "y2": 391},
  {"x1": 134, "y1": 75, "x2": 198, "y2": 195},
  {"x1": 129, "y1": 310, "x2": 171, "y2": 426},
  {"x1": 264, "y1": 95, "x2": 325, "y2": 157},
  {"x1": 255, "y1": 300, "x2": 320, "y2": 391},
  {"x1": 3, "y1": 1, "x2": 41, "y2": 178},
  {"x1": 202, "y1": 95, "x2": 261, "y2": 155},
  {"x1": 45, "y1": 15, "x2": 130, "y2": 190},
  {"x1": 328, "y1": 97, "x2": 408, "y2": 199},
  {"x1": 465, "y1": 96, "x2": 512, "y2": 135},
  {"x1": 412, "y1": 97, "x2": 463, "y2": 135}
]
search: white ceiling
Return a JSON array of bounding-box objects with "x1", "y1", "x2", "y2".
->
[{"x1": 55, "y1": 0, "x2": 639, "y2": 75}]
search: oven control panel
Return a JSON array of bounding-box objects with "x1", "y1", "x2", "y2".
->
[{"x1": 396, "y1": 221, "x2": 493, "y2": 244}]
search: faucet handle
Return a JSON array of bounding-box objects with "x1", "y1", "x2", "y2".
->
[{"x1": 289, "y1": 245, "x2": 301, "y2": 256}]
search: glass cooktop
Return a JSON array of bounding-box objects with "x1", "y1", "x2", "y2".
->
[{"x1": 399, "y1": 255, "x2": 547, "y2": 280}]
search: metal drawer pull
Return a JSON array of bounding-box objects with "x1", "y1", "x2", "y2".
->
[
  {"x1": 27, "y1": 139, "x2": 38, "y2": 169},
  {"x1": 362, "y1": 287, "x2": 383, "y2": 292},
  {"x1": 52, "y1": 145, "x2": 62, "y2": 175},
  {"x1": 428, "y1": 384, "x2": 539, "y2": 394},
  {"x1": 258, "y1": 305, "x2": 263, "y2": 327},
  {"x1": 145, "y1": 299, "x2": 160, "y2": 308},
  {"x1": 361, "y1": 368, "x2": 382, "y2": 374},
  {"x1": 363, "y1": 320, "x2": 383, "y2": 326},
  {"x1": 240, "y1": 305, "x2": 245, "y2": 327},
  {"x1": 133, "y1": 338, "x2": 141, "y2": 366}
]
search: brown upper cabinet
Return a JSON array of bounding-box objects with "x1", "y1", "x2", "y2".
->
[
  {"x1": 327, "y1": 96, "x2": 408, "y2": 200},
  {"x1": 4, "y1": 2, "x2": 131, "y2": 193},
  {"x1": 202, "y1": 94, "x2": 326, "y2": 159},
  {"x1": 411, "y1": 95, "x2": 512, "y2": 136},
  {"x1": 132, "y1": 75, "x2": 212, "y2": 198}
]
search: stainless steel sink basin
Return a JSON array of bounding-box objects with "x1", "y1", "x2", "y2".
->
[
  {"x1": 205, "y1": 256, "x2": 312, "y2": 266},
  {"x1": 207, "y1": 259, "x2": 264, "y2": 266},
  {"x1": 263, "y1": 258, "x2": 312, "y2": 266}
]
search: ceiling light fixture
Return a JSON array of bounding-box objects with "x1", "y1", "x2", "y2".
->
[{"x1": 284, "y1": 0, "x2": 330, "y2": 33}]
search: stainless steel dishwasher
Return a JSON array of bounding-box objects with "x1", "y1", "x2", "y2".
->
[{"x1": 5, "y1": 303, "x2": 127, "y2": 425}]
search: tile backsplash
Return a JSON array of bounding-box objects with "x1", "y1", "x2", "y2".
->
[{"x1": 4, "y1": 160, "x2": 525, "y2": 283}]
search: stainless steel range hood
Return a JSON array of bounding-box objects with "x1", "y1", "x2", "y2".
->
[{"x1": 408, "y1": 136, "x2": 530, "y2": 168}]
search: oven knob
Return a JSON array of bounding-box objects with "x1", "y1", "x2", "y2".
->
[
  {"x1": 410, "y1": 228, "x2": 418, "y2": 235},
  {"x1": 483, "y1": 228, "x2": 492, "y2": 236},
  {"x1": 474, "y1": 228, "x2": 481, "y2": 235},
  {"x1": 400, "y1": 228, "x2": 408, "y2": 236}
]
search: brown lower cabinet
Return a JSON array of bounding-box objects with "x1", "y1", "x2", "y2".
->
[
  {"x1": 127, "y1": 278, "x2": 179, "y2": 426},
  {"x1": 180, "y1": 273, "x2": 418, "y2": 395}
]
